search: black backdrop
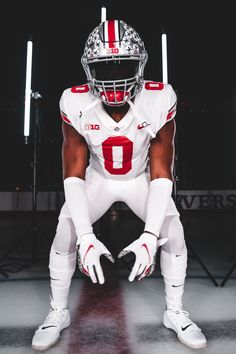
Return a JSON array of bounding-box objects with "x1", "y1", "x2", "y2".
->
[{"x1": 1, "y1": 0, "x2": 236, "y2": 191}]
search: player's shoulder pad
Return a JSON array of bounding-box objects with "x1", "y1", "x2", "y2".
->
[
  {"x1": 142, "y1": 81, "x2": 177, "y2": 133},
  {"x1": 143, "y1": 80, "x2": 177, "y2": 112},
  {"x1": 59, "y1": 84, "x2": 92, "y2": 126},
  {"x1": 143, "y1": 81, "x2": 165, "y2": 92},
  {"x1": 144, "y1": 81, "x2": 175, "y2": 96}
]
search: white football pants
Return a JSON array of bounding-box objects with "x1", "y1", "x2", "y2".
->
[{"x1": 49, "y1": 168, "x2": 187, "y2": 310}]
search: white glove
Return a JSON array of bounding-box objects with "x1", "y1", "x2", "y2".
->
[
  {"x1": 77, "y1": 233, "x2": 115, "y2": 284},
  {"x1": 118, "y1": 232, "x2": 168, "y2": 281}
]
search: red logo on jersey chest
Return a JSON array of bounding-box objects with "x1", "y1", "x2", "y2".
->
[
  {"x1": 84, "y1": 124, "x2": 100, "y2": 130},
  {"x1": 137, "y1": 121, "x2": 151, "y2": 130}
]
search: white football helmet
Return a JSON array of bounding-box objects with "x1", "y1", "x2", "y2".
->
[{"x1": 81, "y1": 19, "x2": 148, "y2": 106}]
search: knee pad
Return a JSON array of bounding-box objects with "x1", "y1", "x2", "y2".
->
[
  {"x1": 53, "y1": 217, "x2": 77, "y2": 254},
  {"x1": 160, "y1": 249, "x2": 187, "y2": 280},
  {"x1": 49, "y1": 246, "x2": 77, "y2": 289},
  {"x1": 161, "y1": 216, "x2": 187, "y2": 255}
]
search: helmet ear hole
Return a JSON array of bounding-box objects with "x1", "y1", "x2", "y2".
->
[{"x1": 82, "y1": 19, "x2": 148, "y2": 106}]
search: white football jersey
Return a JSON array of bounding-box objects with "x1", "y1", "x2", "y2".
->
[{"x1": 59, "y1": 81, "x2": 177, "y2": 180}]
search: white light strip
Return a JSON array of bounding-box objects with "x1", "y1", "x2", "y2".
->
[
  {"x1": 162, "y1": 32, "x2": 168, "y2": 84},
  {"x1": 101, "y1": 7, "x2": 106, "y2": 22},
  {"x1": 24, "y1": 39, "x2": 33, "y2": 143}
]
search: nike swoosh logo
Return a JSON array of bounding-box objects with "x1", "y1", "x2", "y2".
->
[
  {"x1": 141, "y1": 244, "x2": 151, "y2": 263},
  {"x1": 137, "y1": 123, "x2": 151, "y2": 130},
  {"x1": 83, "y1": 244, "x2": 95, "y2": 263},
  {"x1": 172, "y1": 284, "x2": 183, "y2": 287},
  {"x1": 181, "y1": 324, "x2": 193, "y2": 331},
  {"x1": 42, "y1": 325, "x2": 57, "y2": 330}
]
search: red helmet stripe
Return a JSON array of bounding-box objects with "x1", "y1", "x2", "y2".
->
[{"x1": 108, "y1": 20, "x2": 116, "y2": 48}]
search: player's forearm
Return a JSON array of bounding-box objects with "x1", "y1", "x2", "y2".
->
[
  {"x1": 149, "y1": 119, "x2": 175, "y2": 181},
  {"x1": 62, "y1": 143, "x2": 87, "y2": 180},
  {"x1": 63, "y1": 177, "x2": 93, "y2": 243},
  {"x1": 144, "y1": 178, "x2": 173, "y2": 238},
  {"x1": 149, "y1": 145, "x2": 174, "y2": 181}
]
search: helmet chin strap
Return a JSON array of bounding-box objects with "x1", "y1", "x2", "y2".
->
[{"x1": 127, "y1": 99, "x2": 156, "y2": 138}]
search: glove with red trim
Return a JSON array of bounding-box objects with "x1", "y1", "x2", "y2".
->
[
  {"x1": 118, "y1": 233, "x2": 168, "y2": 281},
  {"x1": 77, "y1": 233, "x2": 115, "y2": 284}
]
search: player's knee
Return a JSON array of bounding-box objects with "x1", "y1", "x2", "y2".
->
[
  {"x1": 49, "y1": 246, "x2": 77, "y2": 284},
  {"x1": 161, "y1": 216, "x2": 187, "y2": 255},
  {"x1": 50, "y1": 245, "x2": 76, "y2": 258},
  {"x1": 52, "y1": 217, "x2": 77, "y2": 254},
  {"x1": 50, "y1": 267, "x2": 73, "y2": 289}
]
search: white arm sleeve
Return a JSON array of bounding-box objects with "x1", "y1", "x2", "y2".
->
[
  {"x1": 144, "y1": 178, "x2": 173, "y2": 238},
  {"x1": 63, "y1": 177, "x2": 93, "y2": 243}
]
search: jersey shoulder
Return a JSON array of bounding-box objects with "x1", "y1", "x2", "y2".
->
[
  {"x1": 140, "y1": 80, "x2": 177, "y2": 133},
  {"x1": 142, "y1": 80, "x2": 176, "y2": 100},
  {"x1": 59, "y1": 83, "x2": 95, "y2": 126}
]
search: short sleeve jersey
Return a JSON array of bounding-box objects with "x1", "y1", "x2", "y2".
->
[{"x1": 59, "y1": 81, "x2": 177, "y2": 180}]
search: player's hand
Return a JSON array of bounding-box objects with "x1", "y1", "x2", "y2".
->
[
  {"x1": 77, "y1": 233, "x2": 115, "y2": 284},
  {"x1": 118, "y1": 232, "x2": 168, "y2": 281}
]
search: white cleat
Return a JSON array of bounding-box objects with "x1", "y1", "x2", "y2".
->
[
  {"x1": 32, "y1": 300, "x2": 71, "y2": 350},
  {"x1": 163, "y1": 309, "x2": 207, "y2": 349}
]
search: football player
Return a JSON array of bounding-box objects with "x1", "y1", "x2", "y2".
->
[{"x1": 32, "y1": 19, "x2": 207, "y2": 350}]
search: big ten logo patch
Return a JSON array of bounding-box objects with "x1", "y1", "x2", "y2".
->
[
  {"x1": 106, "y1": 48, "x2": 119, "y2": 54},
  {"x1": 85, "y1": 124, "x2": 100, "y2": 130}
]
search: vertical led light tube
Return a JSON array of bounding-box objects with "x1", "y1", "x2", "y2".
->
[
  {"x1": 161, "y1": 31, "x2": 168, "y2": 84},
  {"x1": 101, "y1": 7, "x2": 106, "y2": 22},
  {"x1": 24, "y1": 39, "x2": 33, "y2": 144}
]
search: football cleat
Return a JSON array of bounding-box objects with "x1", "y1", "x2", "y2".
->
[
  {"x1": 163, "y1": 309, "x2": 207, "y2": 349},
  {"x1": 32, "y1": 299, "x2": 71, "y2": 350}
]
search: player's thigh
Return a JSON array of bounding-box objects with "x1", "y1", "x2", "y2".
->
[
  {"x1": 121, "y1": 173, "x2": 149, "y2": 220},
  {"x1": 84, "y1": 167, "x2": 116, "y2": 223},
  {"x1": 123, "y1": 173, "x2": 180, "y2": 222},
  {"x1": 59, "y1": 168, "x2": 115, "y2": 224}
]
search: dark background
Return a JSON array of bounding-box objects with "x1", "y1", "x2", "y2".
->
[
  {"x1": 0, "y1": 1, "x2": 236, "y2": 287},
  {"x1": 1, "y1": 0, "x2": 236, "y2": 191}
]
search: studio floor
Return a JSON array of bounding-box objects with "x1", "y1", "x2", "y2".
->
[
  {"x1": 0, "y1": 208, "x2": 236, "y2": 353},
  {"x1": 0, "y1": 276, "x2": 236, "y2": 354}
]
